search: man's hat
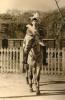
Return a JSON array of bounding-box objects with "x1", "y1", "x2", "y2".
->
[{"x1": 29, "y1": 12, "x2": 39, "y2": 21}]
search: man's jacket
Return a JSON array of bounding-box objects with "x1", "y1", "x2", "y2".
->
[{"x1": 23, "y1": 24, "x2": 43, "y2": 66}]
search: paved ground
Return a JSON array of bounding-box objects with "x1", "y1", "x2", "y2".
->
[{"x1": 0, "y1": 73, "x2": 65, "y2": 100}]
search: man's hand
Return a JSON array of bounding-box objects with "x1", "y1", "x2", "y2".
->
[{"x1": 39, "y1": 42, "x2": 45, "y2": 46}]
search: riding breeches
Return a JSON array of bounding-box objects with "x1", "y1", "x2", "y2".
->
[{"x1": 28, "y1": 63, "x2": 41, "y2": 85}]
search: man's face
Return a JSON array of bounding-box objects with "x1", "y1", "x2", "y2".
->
[
  {"x1": 32, "y1": 20, "x2": 38, "y2": 26},
  {"x1": 32, "y1": 21, "x2": 36, "y2": 26}
]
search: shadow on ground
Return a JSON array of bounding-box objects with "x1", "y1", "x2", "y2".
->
[
  {"x1": 0, "y1": 80, "x2": 65, "y2": 99},
  {"x1": 40, "y1": 80, "x2": 65, "y2": 86},
  {"x1": 39, "y1": 80, "x2": 65, "y2": 96},
  {"x1": 0, "y1": 90, "x2": 65, "y2": 99}
]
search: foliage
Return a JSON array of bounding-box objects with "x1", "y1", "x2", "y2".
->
[{"x1": 0, "y1": 8, "x2": 65, "y2": 39}]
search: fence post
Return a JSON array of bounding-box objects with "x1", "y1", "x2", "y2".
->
[
  {"x1": 62, "y1": 48, "x2": 65, "y2": 75},
  {"x1": 54, "y1": 48, "x2": 57, "y2": 75},
  {"x1": 47, "y1": 48, "x2": 50, "y2": 75},
  {"x1": 58, "y1": 48, "x2": 60, "y2": 75},
  {"x1": 9, "y1": 48, "x2": 12, "y2": 72},
  {"x1": 15, "y1": 48, "x2": 19, "y2": 73},
  {"x1": 6, "y1": 48, "x2": 9, "y2": 72},
  {"x1": 20, "y1": 47, "x2": 23, "y2": 73},
  {"x1": 50, "y1": 48, "x2": 54, "y2": 75},
  {"x1": 1, "y1": 48, "x2": 3, "y2": 72}
]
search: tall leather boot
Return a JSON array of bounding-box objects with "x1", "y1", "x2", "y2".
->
[{"x1": 36, "y1": 82, "x2": 40, "y2": 95}]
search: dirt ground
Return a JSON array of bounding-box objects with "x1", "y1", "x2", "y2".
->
[{"x1": 0, "y1": 73, "x2": 65, "y2": 100}]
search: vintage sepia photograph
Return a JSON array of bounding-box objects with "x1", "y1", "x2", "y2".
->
[{"x1": 0, "y1": 0, "x2": 65, "y2": 100}]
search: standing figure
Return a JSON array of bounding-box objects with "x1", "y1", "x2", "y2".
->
[{"x1": 23, "y1": 12, "x2": 44, "y2": 95}]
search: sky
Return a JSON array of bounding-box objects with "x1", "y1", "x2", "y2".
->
[{"x1": 0, "y1": 0, "x2": 65, "y2": 13}]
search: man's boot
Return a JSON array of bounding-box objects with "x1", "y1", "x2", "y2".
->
[
  {"x1": 36, "y1": 82, "x2": 40, "y2": 95},
  {"x1": 26, "y1": 77, "x2": 29, "y2": 84},
  {"x1": 36, "y1": 86, "x2": 40, "y2": 95},
  {"x1": 25, "y1": 64, "x2": 29, "y2": 84},
  {"x1": 29, "y1": 83, "x2": 33, "y2": 92}
]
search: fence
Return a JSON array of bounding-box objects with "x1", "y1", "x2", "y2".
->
[
  {"x1": 0, "y1": 47, "x2": 23, "y2": 73},
  {"x1": 0, "y1": 38, "x2": 55, "y2": 48},
  {"x1": 0, "y1": 47, "x2": 65, "y2": 75},
  {"x1": 43, "y1": 48, "x2": 65, "y2": 75}
]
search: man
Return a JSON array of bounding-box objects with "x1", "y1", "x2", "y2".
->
[{"x1": 23, "y1": 12, "x2": 44, "y2": 95}]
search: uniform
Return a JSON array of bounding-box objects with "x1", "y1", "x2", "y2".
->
[{"x1": 23, "y1": 23, "x2": 44, "y2": 95}]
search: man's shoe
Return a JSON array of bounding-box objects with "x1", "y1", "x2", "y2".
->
[
  {"x1": 30, "y1": 88, "x2": 33, "y2": 92},
  {"x1": 26, "y1": 77, "x2": 29, "y2": 84},
  {"x1": 29, "y1": 83, "x2": 33, "y2": 92},
  {"x1": 36, "y1": 90, "x2": 40, "y2": 95},
  {"x1": 36, "y1": 87, "x2": 40, "y2": 95}
]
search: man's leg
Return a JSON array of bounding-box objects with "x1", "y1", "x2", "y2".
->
[
  {"x1": 28, "y1": 65, "x2": 33, "y2": 92},
  {"x1": 25, "y1": 64, "x2": 29, "y2": 84},
  {"x1": 33, "y1": 65, "x2": 37, "y2": 85},
  {"x1": 36, "y1": 66, "x2": 41, "y2": 95}
]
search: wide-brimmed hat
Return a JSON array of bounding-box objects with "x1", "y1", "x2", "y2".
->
[{"x1": 29, "y1": 12, "x2": 39, "y2": 21}]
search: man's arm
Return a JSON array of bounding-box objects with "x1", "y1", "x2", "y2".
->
[{"x1": 23, "y1": 36, "x2": 35, "y2": 64}]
